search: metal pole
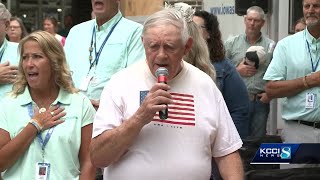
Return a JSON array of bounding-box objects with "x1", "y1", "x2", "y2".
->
[
  {"x1": 37, "y1": 0, "x2": 43, "y2": 30},
  {"x1": 7, "y1": 0, "x2": 11, "y2": 11},
  {"x1": 61, "y1": 0, "x2": 66, "y2": 28},
  {"x1": 267, "y1": 0, "x2": 280, "y2": 135}
]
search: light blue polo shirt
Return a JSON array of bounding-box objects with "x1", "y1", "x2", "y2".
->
[
  {"x1": 64, "y1": 11, "x2": 145, "y2": 101},
  {"x1": 0, "y1": 87, "x2": 95, "y2": 179},
  {"x1": 263, "y1": 28, "x2": 320, "y2": 121},
  {"x1": 0, "y1": 39, "x2": 19, "y2": 98}
]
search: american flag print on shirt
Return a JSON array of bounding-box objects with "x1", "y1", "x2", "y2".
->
[{"x1": 140, "y1": 91, "x2": 195, "y2": 126}]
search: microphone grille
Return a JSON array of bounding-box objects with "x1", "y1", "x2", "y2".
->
[{"x1": 155, "y1": 67, "x2": 168, "y2": 77}]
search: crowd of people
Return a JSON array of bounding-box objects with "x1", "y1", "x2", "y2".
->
[{"x1": 0, "y1": 0, "x2": 318, "y2": 179}]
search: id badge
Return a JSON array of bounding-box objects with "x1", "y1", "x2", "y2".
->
[
  {"x1": 79, "y1": 76, "x2": 93, "y2": 91},
  {"x1": 90, "y1": 77, "x2": 98, "y2": 86},
  {"x1": 305, "y1": 93, "x2": 316, "y2": 109},
  {"x1": 35, "y1": 162, "x2": 50, "y2": 180}
]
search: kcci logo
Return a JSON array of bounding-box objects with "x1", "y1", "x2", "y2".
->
[
  {"x1": 259, "y1": 146, "x2": 291, "y2": 159},
  {"x1": 280, "y1": 147, "x2": 291, "y2": 159}
]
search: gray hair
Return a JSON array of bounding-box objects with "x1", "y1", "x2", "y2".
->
[
  {"x1": 0, "y1": 3, "x2": 11, "y2": 21},
  {"x1": 246, "y1": 6, "x2": 265, "y2": 20},
  {"x1": 142, "y1": 8, "x2": 189, "y2": 44}
]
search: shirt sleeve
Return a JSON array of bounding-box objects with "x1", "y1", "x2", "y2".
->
[
  {"x1": 63, "y1": 27, "x2": 73, "y2": 60},
  {"x1": 81, "y1": 95, "x2": 96, "y2": 127},
  {"x1": 0, "y1": 99, "x2": 8, "y2": 132},
  {"x1": 224, "y1": 38, "x2": 232, "y2": 60},
  {"x1": 263, "y1": 40, "x2": 287, "y2": 81},
  {"x1": 92, "y1": 78, "x2": 124, "y2": 138},
  {"x1": 211, "y1": 88, "x2": 243, "y2": 157}
]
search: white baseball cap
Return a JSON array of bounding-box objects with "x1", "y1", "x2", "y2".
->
[{"x1": 246, "y1": 46, "x2": 266, "y2": 65}]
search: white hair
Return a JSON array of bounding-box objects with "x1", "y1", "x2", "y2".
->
[{"x1": 142, "y1": 8, "x2": 189, "y2": 44}]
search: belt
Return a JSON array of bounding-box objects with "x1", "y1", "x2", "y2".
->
[
  {"x1": 293, "y1": 120, "x2": 320, "y2": 129},
  {"x1": 248, "y1": 93, "x2": 260, "y2": 101}
]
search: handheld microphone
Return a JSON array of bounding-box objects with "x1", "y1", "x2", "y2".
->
[{"x1": 155, "y1": 67, "x2": 169, "y2": 120}]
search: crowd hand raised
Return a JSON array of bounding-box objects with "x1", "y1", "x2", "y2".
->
[
  {"x1": 134, "y1": 83, "x2": 172, "y2": 126},
  {"x1": 33, "y1": 105, "x2": 66, "y2": 131},
  {"x1": 0, "y1": 61, "x2": 18, "y2": 84},
  {"x1": 237, "y1": 59, "x2": 257, "y2": 77}
]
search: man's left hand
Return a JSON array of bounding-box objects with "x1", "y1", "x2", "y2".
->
[
  {"x1": 236, "y1": 59, "x2": 257, "y2": 77},
  {"x1": 90, "y1": 99, "x2": 100, "y2": 111},
  {"x1": 258, "y1": 92, "x2": 272, "y2": 103}
]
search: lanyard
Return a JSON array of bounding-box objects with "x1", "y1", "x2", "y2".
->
[
  {"x1": 88, "y1": 17, "x2": 122, "y2": 72},
  {"x1": 0, "y1": 40, "x2": 7, "y2": 63},
  {"x1": 306, "y1": 40, "x2": 320, "y2": 72},
  {"x1": 27, "y1": 103, "x2": 54, "y2": 151}
]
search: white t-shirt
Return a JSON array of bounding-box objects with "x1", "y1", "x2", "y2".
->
[{"x1": 93, "y1": 60, "x2": 242, "y2": 180}]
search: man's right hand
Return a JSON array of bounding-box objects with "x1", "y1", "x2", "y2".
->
[
  {"x1": 133, "y1": 83, "x2": 172, "y2": 126},
  {"x1": 0, "y1": 61, "x2": 18, "y2": 84},
  {"x1": 237, "y1": 59, "x2": 257, "y2": 77}
]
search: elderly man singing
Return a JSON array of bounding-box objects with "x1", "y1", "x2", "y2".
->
[{"x1": 90, "y1": 8, "x2": 244, "y2": 180}]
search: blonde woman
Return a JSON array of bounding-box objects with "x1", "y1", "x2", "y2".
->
[{"x1": 0, "y1": 31, "x2": 96, "y2": 179}]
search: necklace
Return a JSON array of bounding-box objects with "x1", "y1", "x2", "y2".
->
[
  {"x1": 35, "y1": 99, "x2": 50, "y2": 114},
  {"x1": 33, "y1": 92, "x2": 57, "y2": 114},
  {"x1": 39, "y1": 107, "x2": 46, "y2": 114}
]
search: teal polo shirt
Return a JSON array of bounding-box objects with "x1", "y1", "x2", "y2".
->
[
  {"x1": 64, "y1": 11, "x2": 146, "y2": 101},
  {"x1": 264, "y1": 28, "x2": 320, "y2": 121},
  {"x1": 0, "y1": 87, "x2": 95, "y2": 179}
]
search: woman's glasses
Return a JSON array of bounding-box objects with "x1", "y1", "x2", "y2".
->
[{"x1": 9, "y1": 26, "x2": 20, "y2": 30}]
